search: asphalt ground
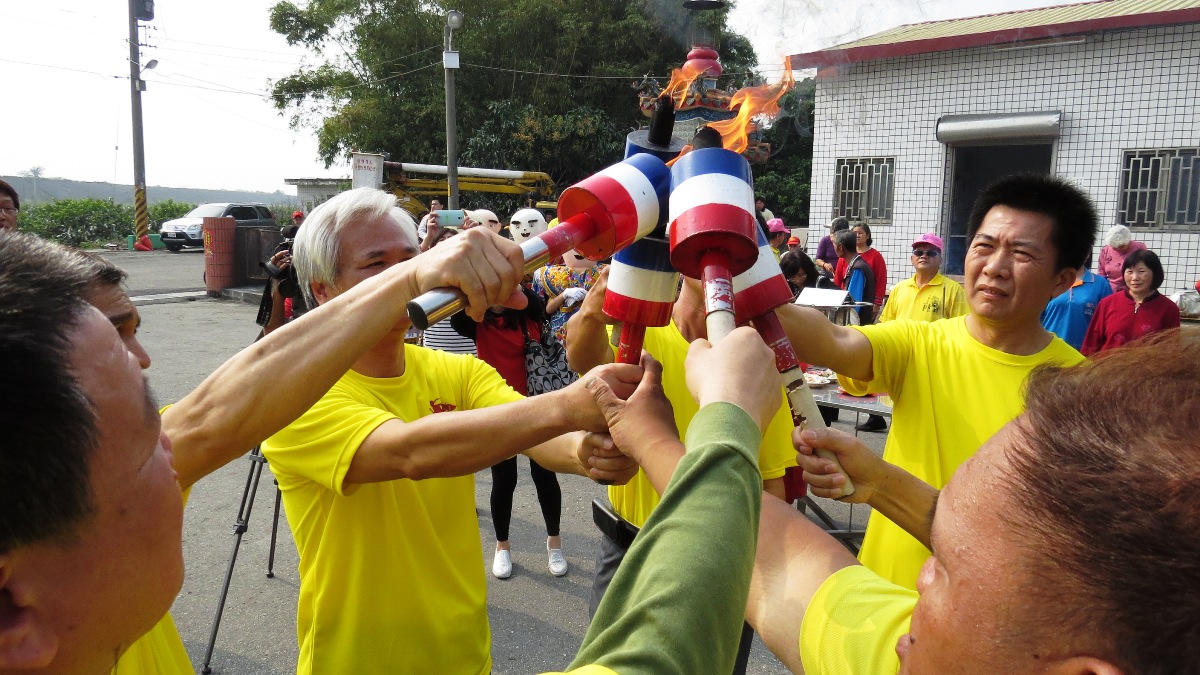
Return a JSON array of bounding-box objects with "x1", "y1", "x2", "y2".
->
[{"x1": 103, "y1": 248, "x2": 885, "y2": 675}]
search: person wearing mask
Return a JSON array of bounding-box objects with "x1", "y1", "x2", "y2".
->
[
  {"x1": 1081, "y1": 249, "x2": 1180, "y2": 355},
  {"x1": 451, "y1": 289, "x2": 570, "y2": 579},
  {"x1": 1097, "y1": 224, "x2": 1147, "y2": 293}
]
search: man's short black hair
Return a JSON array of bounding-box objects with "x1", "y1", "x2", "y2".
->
[
  {"x1": 0, "y1": 233, "x2": 100, "y2": 553},
  {"x1": 1122, "y1": 248, "x2": 1165, "y2": 290},
  {"x1": 966, "y1": 174, "x2": 1096, "y2": 272},
  {"x1": 0, "y1": 178, "x2": 18, "y2": 209}
]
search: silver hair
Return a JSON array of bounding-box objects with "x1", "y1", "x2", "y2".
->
[
  {"x1": 292, "y1": 187, "x2": 417, "y2": 307},
  {"x1": 1105, "y1": 224, "x2": 1132, "y2": 249}
]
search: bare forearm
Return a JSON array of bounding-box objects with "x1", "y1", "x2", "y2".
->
[
  {"x1": 564, "y1": 307, "x2": 615, "y2": 373},
  {"x1": 347, "y1": 390, "x2": 581, "y2": 484},
  {"x1": 748, "y1": 496, "x2": 858, "y2": 672},
  {"x1": 165, "y1": 262, "x2": 425, "y2": 488},
  {"x1": 773, "y1": 304, "x2": 874, "y2": 381},
  {"x1": 869, "y1": 466, "x2": 939, "y2": 550},
  {"x1": 546, "y1": 293, "x2": 567, "y2": 314}
]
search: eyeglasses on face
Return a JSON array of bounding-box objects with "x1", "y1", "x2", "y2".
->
[
  {"x1": 0, "y1": 207, "x2": 18, "y2": 215},
  {"x1": 911, "y1": 248, "x2": 939, "y2": 258}
]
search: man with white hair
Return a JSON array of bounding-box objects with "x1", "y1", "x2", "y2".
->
[{"x1": 263, "y1": 188, "x2": 638, "y2": 674}]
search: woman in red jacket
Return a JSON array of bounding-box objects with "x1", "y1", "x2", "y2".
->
[{"x1": 1081, "y1": 249, "x2": 1180, "y2": 355}]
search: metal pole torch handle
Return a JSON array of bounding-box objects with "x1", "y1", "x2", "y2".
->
[
  {"x1": 701, "y1": 255, "x2": 737, "y2": 344},
  {"x1": 407, "y1": 235, "x2": 558, "y2": 330}
]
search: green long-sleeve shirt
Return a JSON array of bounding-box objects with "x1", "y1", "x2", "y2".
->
[{"x1": 550, "y1": 402, "x2": 764, "y2": 675}]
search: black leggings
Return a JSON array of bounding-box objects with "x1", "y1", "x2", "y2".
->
[{"x1": 490, "y1": 456, "x2": 561, "y2": 541}]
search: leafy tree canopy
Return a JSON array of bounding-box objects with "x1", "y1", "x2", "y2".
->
[{"x1": 270, "y1": 0, "x2": 757, "y2": 186}]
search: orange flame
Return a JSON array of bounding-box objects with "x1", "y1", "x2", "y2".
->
[
  {"x1": 706, "y1": 56, "x2": 795, "y2": 154},
  {"x1": 659, "y1": 61, "x2": 709, "y2": 107}
]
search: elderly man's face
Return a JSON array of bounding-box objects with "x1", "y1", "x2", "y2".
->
[
  {"x1": 0, "y1": 194, "x2": 17, "y2": 231},
  {"x1": 899, "y1": 425, "x2": 1044, "y2": 673},
  {"x1": 3, "y1": 308, "x2": 183, "y2": 672},
  {"x1": 311, "y1": 213, "x2": 419, "y2": 304},
  {"x1": 964, "y1": 206, "x2": 1074, "y2": 327}
]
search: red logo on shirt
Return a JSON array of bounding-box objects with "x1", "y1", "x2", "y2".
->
[{"x1": 429, "y1": 399, "x2": 457, "y2": 414}]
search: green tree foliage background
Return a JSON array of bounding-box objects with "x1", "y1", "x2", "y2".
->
[
  {"x1": 18, "y1": 199, "x2": 197, "y2": 247},
  {"x1": 752, "y1": 78, "x2": 816, "y2": 230},
  {"x1": 269, "y1": 0, "x2": 758, "y2": 188}
]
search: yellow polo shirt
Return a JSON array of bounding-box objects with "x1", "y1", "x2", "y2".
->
[
  {"x1": 879, "y1": 273, "x2": 967, "y2": 323},
  {"x1": 263, "y1": 345, "x2": 523, "y2": 675}
]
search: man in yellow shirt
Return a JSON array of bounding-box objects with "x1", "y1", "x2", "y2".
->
[
  {"x1": 775, "y1": 174, "x2": 1094, "y2": 589},
  {"x1": 261, "y1": 188, "x2": 637, "y2": 675},
  {"x1": 855, "y1": 232, "x2": 966, "y2": 433}
]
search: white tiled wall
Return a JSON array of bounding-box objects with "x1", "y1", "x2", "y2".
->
[{"x1": 808, "y1": 23, "x2": 1200, "y2": 294}]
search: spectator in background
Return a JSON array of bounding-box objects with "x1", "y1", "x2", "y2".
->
[
  {"x1": 852, "y1": 222, "x2": 888, "y2": 313},
  {"x1": 0, "y1": 179, "x2": 19, "y2": 231},
  {"x1": 419, "y1": 226, "x2": 478, "y2": 356},
  {"x1": 779, "y1": 250, "x2": 818, "y2": 298},
  {"x1": 834, "y1": 229, "x2": 875, "y2": 325},
  {"x1": 1040, "y1": 256, "x2": 1112, "y2": 351},
  {"x1": 755, "y1": 195, "x2": 774, "y2": 234},
  {"x1": 416, "y1": 197, "x2": 444, "y2": 248},
  {"x1": 786, "y1": 236, "x2": 801, "y2": 254},
  {"x1": 855, "y1": 233, "x2": 967, "y2": 433},
  {"x1": 451, "y1": 289, "x2": 569, "y2": 580},
  {"x1": 814, "y1": 217, "x2": 847, "y2": 280},
  {"x1": 534, "y1": 250, "x2": 604, "y2": 344},
  {"x1": 1097, "y1": 224, "x2": 1147, "y2": 293},
  {"x1": 766, "y1": 218, "x2": 789, "y2": 256},
  {"x1": 292, "y1": 210, "x2": 305, "y2": 228},
  {"x1": 1082, "y1": 249, "x2": 1180, "y2": 355}
]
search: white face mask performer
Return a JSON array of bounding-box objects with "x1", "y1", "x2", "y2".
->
[{"x1": 508, "y1": 208, "x2": 548, "y2": 245}]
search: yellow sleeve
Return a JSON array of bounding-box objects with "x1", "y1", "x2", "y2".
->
[
  {"x1": 837, "y1": 320, "x2": 920, "y2": 397},
  {"x1": 799, "y1": 565, "x2": 917, "y2": 675},
  {"x1": 262, "y1": 386, "x2": 395, "y2": 497},
  {"x1": 758, "y1": 396, "x2": 799, "y2": 480},
  {"x1": 878, "y1": 288, "x2": 898, "y2": 323}
]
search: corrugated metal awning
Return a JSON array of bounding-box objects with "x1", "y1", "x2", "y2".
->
[
  {"x1": 936, "y1": 111, "x2": 1063, "y2": 143},
  {"x1": 791, "y1": 0, "x2": 1200, "y2": 67}
]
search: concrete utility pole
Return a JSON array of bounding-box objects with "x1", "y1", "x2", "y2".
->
[
  {"x1": 128, "y1": 0, "x2": 152, "y2": 244},
  {"x1": 443, "y1": 10, "x2": 463, "y2": 209}
]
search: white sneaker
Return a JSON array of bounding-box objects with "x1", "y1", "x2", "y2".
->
[
  {"x1": 547, "y1": 545, "x2": 568, "y2": 577},
  {"x1": 492, "y1": 549, "x2": 512, "y2": 579}
]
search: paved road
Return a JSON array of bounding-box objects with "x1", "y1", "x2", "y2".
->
[{"x1": 102, "y1": 249, "x2": 876, "y2": 675}]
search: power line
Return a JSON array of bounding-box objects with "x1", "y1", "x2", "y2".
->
[{"x1": 0, "y1": 57, "x2": 121, "y2": 79}]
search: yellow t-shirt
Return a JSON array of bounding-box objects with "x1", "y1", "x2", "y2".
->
[
  {"x1": 262, "y1": 345, "x2": 523, "y2": 675},
  {"x1": 841, "y1": 317, "x2": 1083, "y2": 588},
  {"x1": 799, "y1": 565, "x2": 917, "y2": 675},
  {"x1": 607, "y1": 320, "x2": 796, "y2": 527},
  {"x1": 112, "y1": 485, "x2": 194, "y2": 675},
  {"x1": 111, "y1": 613, "x2": 192, "y2": 675},
  {"x1": 879, "y1": 273, "x2": 967, "y2": 323}
]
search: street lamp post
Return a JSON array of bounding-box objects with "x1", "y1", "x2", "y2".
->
[{"x1": 443, "y1": 10, "x2": 463, "y2": 209}]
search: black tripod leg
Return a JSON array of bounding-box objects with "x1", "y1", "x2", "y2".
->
[
  {"x1": 266, "y1": 478, "x2": 282, "y2": 578},
  {"x1": 201, "y1": 448, "x2": 265, "y2": 674}
]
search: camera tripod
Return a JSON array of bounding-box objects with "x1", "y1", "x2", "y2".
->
[{"x1": 200, "y1": 446, "x2": 284, "y2": 674}]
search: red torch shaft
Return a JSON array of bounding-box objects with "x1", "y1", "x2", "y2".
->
[
  {"x1": 752, "y1": 311, "x2": 855, "y2": 496},
  {"x1": 700, "y1": 252, "x2": 737, "y2": 344},
  {"x1": 615, "y1": 323, "x2": 648, "y2": 365}
]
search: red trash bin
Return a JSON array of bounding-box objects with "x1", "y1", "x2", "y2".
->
[{"x1": 203, "y1": 216, "x2": 236, "y2": 297}]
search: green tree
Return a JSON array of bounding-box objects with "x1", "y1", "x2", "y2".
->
[
  {"x1": 752, "y1": 78, "x2": 815, "y2": 230},
  {"x1": 270, "y1": 0, "x2": 756, "y2": 179},
  {"x1": 148, "y1": 199, "x2": 196, "y2": 230}
]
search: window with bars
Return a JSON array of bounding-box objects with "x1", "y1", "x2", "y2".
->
[
  {"x1": 833, "y1": 157, "x2": 895, "y2": 224},
  {"x1": 1119, "y1": 148, "x2": 1200, "y2": 228}
]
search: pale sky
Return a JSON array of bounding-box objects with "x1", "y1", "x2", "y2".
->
[{"x1": 2, "y1": 0, "x2": 1071, "y2": 194}]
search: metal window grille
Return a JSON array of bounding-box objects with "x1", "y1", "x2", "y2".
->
[
  {"x1": 833, "y1": 158, "x2": 895, "y2": 224},
  {"x1": 1120, "y1": 148, "x2": 1200, "y2": 228}
]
